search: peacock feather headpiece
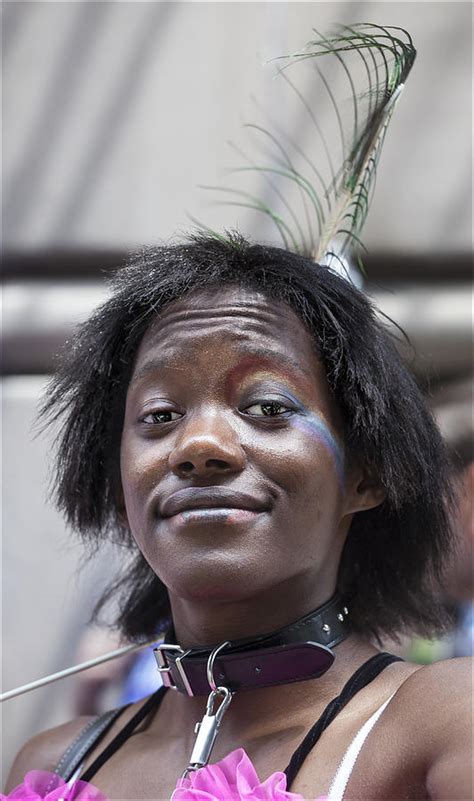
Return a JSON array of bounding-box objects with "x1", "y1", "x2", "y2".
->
[{"x1": 197, "y1": 23, "x2": 416, "y2": 271}]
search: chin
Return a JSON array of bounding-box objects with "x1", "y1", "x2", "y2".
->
[{"x1": 161, "y1": 552, "x2": 276, "y2": 604}]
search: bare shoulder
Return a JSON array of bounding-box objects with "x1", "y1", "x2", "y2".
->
[
  {"x1": 389, "y1": 657, "x2": 471, "y2": 735},
  {"x1": 394, "y1": 656, "x2": 471, "y2": 708},
  {"x1": 388, "y1": 657, "x2": 472, "y2": 800},
  {"x1": 4, "y1": 716, "x2": 94, "y2": 793}
]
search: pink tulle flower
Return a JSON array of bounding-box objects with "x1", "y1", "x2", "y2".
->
[
  {"x1": 1, "y1": 770, "x2": 108, "y2": 801},
  {"x1": 2, "y1": 753, "x2": 328, "y2": 801},
  {"x1": 171, "y1": 748, "x2": 327, "y2": 801}
]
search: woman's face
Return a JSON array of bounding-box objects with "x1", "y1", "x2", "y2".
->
[{"x1": 120, "y1": 286, "x2": 372, "y2": 619}]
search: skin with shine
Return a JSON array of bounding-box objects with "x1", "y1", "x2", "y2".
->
[{"x1": 6, "y1": 288, "x2": 471, "y2": 800}]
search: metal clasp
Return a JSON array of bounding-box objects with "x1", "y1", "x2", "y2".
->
[
  {"x1": 184, "y1": 686, "x2": 233, "y2": 777},
  {"x1": 182, "y1": 641, "x2": 233, "y2": 778},
  {"x1": 154, "y1": 644, "x2": 194, "y2": 696}
]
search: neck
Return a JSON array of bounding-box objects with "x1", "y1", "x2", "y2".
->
[
  {"x1": 169, "y1": 574, "x2": 339, "y2": 648},
  {"x1": 157, "y1": 583, "x2": 373, "y2": 748}
]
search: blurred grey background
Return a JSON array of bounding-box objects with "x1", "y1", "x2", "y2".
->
[{"x1": 2, "y1": 0, "x2": 472, "y2": 783}]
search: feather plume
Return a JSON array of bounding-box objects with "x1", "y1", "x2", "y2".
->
[{"x1": 197, "y1": 24, "x2": 416, "y2": 269}]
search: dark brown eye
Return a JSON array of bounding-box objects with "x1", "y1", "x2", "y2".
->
[
  {"x1": 245, "y1": 401, "x2": 288, "y2": 417},
  {"x1": 143, "y1": 410, "x2": 181, "y2": 424}
]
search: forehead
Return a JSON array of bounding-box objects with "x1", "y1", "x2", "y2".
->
[{"x1": 133, "y1": 286, "x2": 320, "y2": 374}]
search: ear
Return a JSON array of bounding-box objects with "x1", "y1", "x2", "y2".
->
[{"x1": 342, "y1": 462, "x2": 386, "y2": 516}]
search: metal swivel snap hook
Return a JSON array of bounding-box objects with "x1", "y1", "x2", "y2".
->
[{"x1": 182, "y1": 642, "x2": 233, "y2": 778}]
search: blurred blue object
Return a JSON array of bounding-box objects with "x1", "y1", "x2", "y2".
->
[
  {"x1": 119, "y1": 644, "x2": 162, "y2": 704},
  {"x1": 454, "y1": 602, "x2": 474, "y2": 658}
]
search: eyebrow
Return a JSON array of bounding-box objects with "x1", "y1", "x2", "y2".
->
[
  {"x1": 130, "y1": 358, "x2": 186, "y2": 385},
  {"x1": 224, "y1": 348, "x2": 316, "y2": 395},
  {"x1": 242, "y1": 348, "x2": 315, "y2": 379}
]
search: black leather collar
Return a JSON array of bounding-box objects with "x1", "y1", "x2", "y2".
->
[{"x1": 154, "y1": 594, "x2": 350, "y2": 696}]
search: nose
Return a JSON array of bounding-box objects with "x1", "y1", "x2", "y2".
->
[{"x1": 168, "y1": 409, "x2": 246, "y2": 479}]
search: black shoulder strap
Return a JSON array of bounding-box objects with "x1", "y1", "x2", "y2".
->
[
  {"x1": 55, "y1": 705, "x2": 129, "y2": 781},
  {"x1": 284, "y1": 652, "x2": 402, "y2": 789},
  {"x1": 79, "y1": 687, "x2": 167, "y2": 783}
]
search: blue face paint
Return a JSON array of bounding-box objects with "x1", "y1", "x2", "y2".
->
[
  {"x1": 291, "y1": 413, "x2": 345, "y2": 490},
  {"x1": 269, "y1": 387, "x2": 345, "y2": 489},
  {"x1": 226, "y1": 358, "x2": 345, "y2": 489}
]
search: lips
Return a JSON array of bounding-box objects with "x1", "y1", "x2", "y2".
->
[{"x1": 160, "y1": 488, "x2": 270, "y2": 519}]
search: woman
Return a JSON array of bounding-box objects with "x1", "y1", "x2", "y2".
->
[{"x1": 4, "y1": 235, "x2": 471, "y2": 800}]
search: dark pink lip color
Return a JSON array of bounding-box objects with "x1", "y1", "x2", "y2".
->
[{"x1": 171, "y1": 508, "x2": 261, "y2": 525}]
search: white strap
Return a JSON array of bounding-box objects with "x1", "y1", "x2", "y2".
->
[
  {"x1": 54, "y1": 764, "x2": 85, "y2": 801},
  {"x1": 66, "y1": 763, "x2": 84, "y2": 788},
  {"x1": 327, "y1": 692, "x2": 395, "y2": 801}
]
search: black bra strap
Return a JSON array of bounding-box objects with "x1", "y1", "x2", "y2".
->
[
  {"x1": 284, "y1": 652, "x2": 402, "y2": 789},
  {"x1": 56, "y1": 705, "x2": 130, "y2": 781},
  {"x1": 79, "y1": 687, "x2": 167, "y2": 783}
]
